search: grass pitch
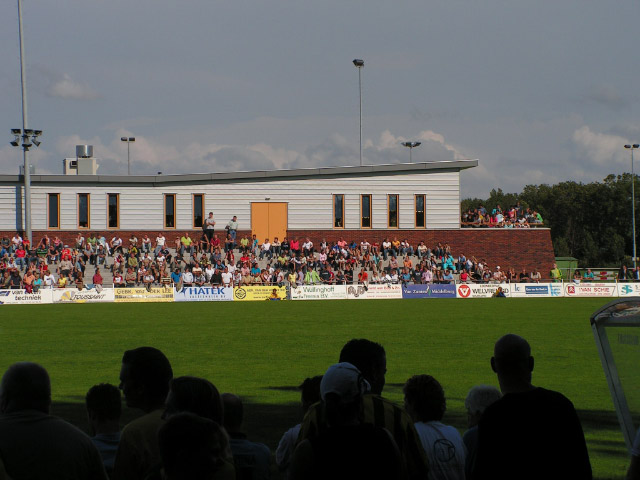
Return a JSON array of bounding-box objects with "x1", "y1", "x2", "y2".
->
[{"x1": 0, "y1": 298, "x2": 629, "y2": 478}]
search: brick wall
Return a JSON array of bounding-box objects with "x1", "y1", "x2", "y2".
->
[{"x1": 2, "y1": 228, "x2": 555, "y2": 274}]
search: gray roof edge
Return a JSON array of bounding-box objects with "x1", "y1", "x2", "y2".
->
[{"x1": 0, "y1": 160, "x2": 478, "y2": 184}]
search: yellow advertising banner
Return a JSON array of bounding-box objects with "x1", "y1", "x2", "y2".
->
[
  {"x1": 114, "y1": 287, "x2": 174, "y2": 303},
  {"x1": 233, "y1": 286, "x2": 287, "y2": 301}
]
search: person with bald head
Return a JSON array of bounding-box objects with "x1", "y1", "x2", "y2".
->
[
  {"x1": 0, "y1": 362, "x2": 107, "y2": 479},
  {"x1": 473, "y1": 334, "x2": 591, "y2": 479}
]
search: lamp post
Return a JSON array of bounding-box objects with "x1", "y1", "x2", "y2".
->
[
  {"x1": 353, "y1": 59, "x2": 364, "y2": 166},
  {"x1": 625, "y1": 144, "x2": 640, "y2": 269},
  {"x1": 121, "y1": 136, "x2": 135, "y2": 175},
  {"x1": 401, "y1": 141, "x2": 422, "y2": 163},
  {"x1": 10, "y1": 0, "x2": 42, "y2": 245}
]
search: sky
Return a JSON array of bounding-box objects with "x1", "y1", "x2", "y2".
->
[{"x1": 1, "y1": 0, "x2": 639, "y2": 198}]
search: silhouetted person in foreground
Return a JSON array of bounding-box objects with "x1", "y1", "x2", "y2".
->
[
  {"x1": 297, "y1": 339, "x2": 429, "y2": 480},
  {"x1": 0, "y1": 362, "x2": 107, "y2": 479},
  {"x1": 473, "y1": 334, "x2": 592, "y2": 480},
  {"x1": 113, "y1": 347, "x2": 173, "y2": 480},
  {"x1": 158, "y1": 412, "x2": 232, "y2": 480},
  {"x1": 222, "y1": 393, "x2": 271, "y2": 480},
  {"x1": 290, "y1": 362, "x2": 402, "y2": 480},
  {"x1": 86, "y1": 383, "x2": 123, "y2": 477},
  {"x1": 462, "y1": 385, "x2": 501, "y2": 479}
]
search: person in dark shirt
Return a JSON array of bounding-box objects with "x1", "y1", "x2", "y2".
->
[{"x1": 473, "y1": 334, "x2": 591, "y2": 480}]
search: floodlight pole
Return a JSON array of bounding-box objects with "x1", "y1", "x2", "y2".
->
[
  {"x1": 401, "y1": 141, "x2": 422, "y2": 163},
  {"x1": 626, "y1": 144, "x2": 639, "y2": 269},
  {"x1": 17, "y1": 0, "x2": 31, "y2": 245},
  {"x1": 121, "y1": 137, "x2": 136, "y2": 175},
  {"x1": 353, "y1": 59, "x2": 364, "y2": 166}
]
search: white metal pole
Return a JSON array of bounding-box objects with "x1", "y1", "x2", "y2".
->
[
  {"x1": 17, "y1": 0, "x2": 31, "y2": 244},
  {"x1": 633, "y1": 148, "x2": 637, "y2": 270},
  {"x1": 127, "y1": 141, "x2": 131, "y2": 175}
]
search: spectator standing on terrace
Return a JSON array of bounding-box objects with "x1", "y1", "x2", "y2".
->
[
  {"x1": 619, "y1": 265, "x2": 631, "y2": 282},
  {"x1": 225, "y1": 215, "x2": 239, "y2": 244},
  {"x1": 549, "y1": 263, "x2": 563, "y2": 282},
  {"x1": 113, "y1": 347, "x2": 173, "y2": 480},
  {"x1": 298, "y1": 339, "x2": 429, "y2": 480},
  {"x1": 204, "y1": 212, "x2": 216, "y2": 241},
  {"x1": 0, "y1": 362, "x2": 107, "y2": 479},
  {"x1": 222, "y1": 393, "x2": 271, "y2": 480},
  {"x1": 86, "y1": 383, "x2": 122, "y2": 476},
  {"x1": 403, "y1": 375, "x2": 466, "y2": 480},
  {"x1": 473, "y1": 334, "x2": 591, "y2": 479},
  {"x1": 583, "y1": 269, "x2": 595, "y2": 282}
]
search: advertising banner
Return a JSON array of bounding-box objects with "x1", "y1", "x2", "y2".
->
[
  {"x1": 114, "y1": 287, "x2": 174, "y2": 303},
  {"x1": 291, "y1": 285, "x2": 348, "y2": 300},
  {"x1": 174, "y1": 286, "x2": 234, "y2": 302},
  {"x1": 564, "y1": 283, "x2": 618, "y2": 297},
  {"x1": 456, "y1": 283, "x2": 511, "y2": 298},
  {"x1": 346, "y1": 284, "x2": 402, "y2": 299},
  {"x1": 0, "y1": 289, "x2": 53, "y2": 305},
  {"x1": 53, "y1": 287, "x2": 115, "y2": 303},
  {"x1": 618, "y1": 283, "x2": 640, "y2": 297},
  {"x1": 401, "y1": 284, "x2": 457, "y2": 299},
  {"x1": 509, "y1": 283, "x2": 564, "y2": 298},
  {"x1": 233, "y1": 286, "x2": 287, "y2": 301}
]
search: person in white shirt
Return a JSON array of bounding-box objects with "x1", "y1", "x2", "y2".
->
[
  {"x1": 221, "y1": 267, "x2": 233, "y2": 287},
  {"x1": 260, "y1": 239, "x2": 272, "y2": 260},
  {"x1": 44, "y1": 271, "x2": 56, "y2": 288},
  {"x1": 155, "y1": 234, "x2": 166, "y2": 256}
]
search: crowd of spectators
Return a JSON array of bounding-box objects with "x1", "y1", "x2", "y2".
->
[
  {"x1": 0, "y1": 229, "x2": 562, "y2": 290},
  {"x1": 461, "y1": 203, "x2": 544, "y2": 228},
  {"x1": 0, "y1": 336, "x2": 594, "y2": 479},
  {"x1": 0, "y1": 227, "x2": 591, "y2": 291}
]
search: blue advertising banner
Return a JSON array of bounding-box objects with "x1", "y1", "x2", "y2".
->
[{"x1": 402, "y1": 284, "x2": 457, "y2": 299}]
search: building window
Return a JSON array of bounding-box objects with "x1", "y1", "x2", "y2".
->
[
  {"x1": 107, "y1": 194, "x2": 119, "y2": 229},
  {"x1": 415, "y1": 194, "x2": 426, "y2": 228},
  {"x1": 48, "y1": 194, "x2": 60, "y2": 229},
  {"x1": 388, "y1": 194, "x2": 399, "y2": 228},
  {"x1": 333, "y1": 194, "x2": 344, "y2": 228},
  {"x1": 193, "y1": 194, "x2": 204, "y2": 229},
  {"x1": 78, "y1": 194, "x2": 90, "y2": 229},
  {"x1": 165, "y1": 194, "x2": 176, "y2": 228},
  {"x1": 361, "y1": 194, "x2": 372, "y2": 228}
]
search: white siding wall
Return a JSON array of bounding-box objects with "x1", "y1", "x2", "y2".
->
[{"x1": 0, "y1": 170, "x2": 461, "y2": 231}]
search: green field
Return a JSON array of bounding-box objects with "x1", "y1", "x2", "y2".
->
[{"x1": 0, "y1": 298, "x2": 630, "y2": 479}]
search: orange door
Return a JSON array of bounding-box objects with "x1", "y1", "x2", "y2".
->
[{"x1": 251, "y1": 202, "x2": 287, "y2": 242}]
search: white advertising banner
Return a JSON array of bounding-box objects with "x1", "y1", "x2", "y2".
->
[
  {"x1": 291, "y1": 284, "x2": 348, "y2": 300},
  {"x1": 618, "y1": 283, "x2": 640, "y2": 297},
  {"x1": 346, "y1": 284, "x2": 402, "y2": 300},
  {"x1": 509, "y1": 283, "x2": 564, "y2": 298},
  {"x1": 564, "y1": 283, "x2": 618, "y2": 297},
  {"x1": 174, "y1": 286, "x2": 234, "y2": 302},
  {"x1": 0, "y1": 289, "x2": 53, "y2": 305},
  {"x1": 52, "y1": 288, "x2": 115, "y2": 303},
  {"x1": 456, "y1": 283, "x2": 511, "y2": 298}
]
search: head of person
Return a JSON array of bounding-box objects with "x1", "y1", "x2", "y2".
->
[
  {"x1": 490, "y1": 334, "x2": 534, "y2": 390},
  {"x1": 403, "y1": 374, "x2": 446, "y2": 423},
  {"x1": 0, "y1": 362, "x2": 51, "y2": 414},
  {"x1": 158, "y1": 412, "x2": 229, "y2": 480},
  {"x1": 164, "y1": 376, "x2": 223, "y2": 425},
  {"x1": 119, "y1": 347, "x2": 173, "y2": 411},
  {"x1": 299, "y1": 375, "x2": 323, "y2": 413},
  {"x1": 338, "y1": 339, "x2": 386, "y2": 395},
  {"x1": 86, "y1": 383, "x2": 122, "y2": 433},
  {"x1": 221, "y1": 393, "x2": 244, "y2": 434},
  {"x1": 321, "y1": 362, "x2": 370, "y2": 427},
  {"x1": 464, "y1": 384, "x2": 502, "y2": 428}
]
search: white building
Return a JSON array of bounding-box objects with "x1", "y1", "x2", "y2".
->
[{"x1": 0, "y1": 160, "x2": 477, "y2": 240}]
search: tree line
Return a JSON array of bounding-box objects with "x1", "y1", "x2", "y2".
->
[{"x1": 462, "y1": 174, "x2": 636, "y2": 268}]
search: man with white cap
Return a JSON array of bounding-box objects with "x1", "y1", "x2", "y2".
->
[
  {"x1": 290, "y1": 362, "x2": 401, "y2": 480},
  {"x1": 297, "y1": 339, "x2": 429, "y2": 480}
]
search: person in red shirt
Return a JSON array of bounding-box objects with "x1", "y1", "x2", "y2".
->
[
  {"x1": 92, "y1": 268, "x2": 103, "y2": 286},
  {"x1": 14, "y1": 245, "x2": 27, "y2": 271}
]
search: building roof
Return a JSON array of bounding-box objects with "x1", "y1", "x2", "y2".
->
[{"x1": 0, "y1": 160, "x2": 477, "y2": 186}]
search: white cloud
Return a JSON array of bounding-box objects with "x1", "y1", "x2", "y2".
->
[
  {"x1": 572, "y1": 125, "x2": 629, "y2": 166},
  {"x1": 47, "y1": 73, "x2": 100, "y2": 100}
]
